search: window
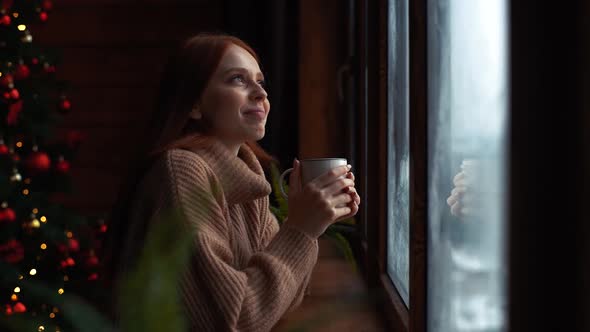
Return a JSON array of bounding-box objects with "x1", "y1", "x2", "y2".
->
[
  {"x1": 357, "y1": 0, "x2": 587, "y2": 331},
  {"x1": 386, "y1": 0, "x2": 410, "y2": 308},
  {"x1": 426, "y1": 0, "x2": 508, "y2": 331}
]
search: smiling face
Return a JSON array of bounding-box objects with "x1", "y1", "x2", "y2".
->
[{"x1": 194, "y1": 44, "x2": 270, "y2": 151}]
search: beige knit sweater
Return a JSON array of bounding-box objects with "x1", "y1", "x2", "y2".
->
[{"x1": 119, "y1": 140, "x2": 318, "y2": 331}]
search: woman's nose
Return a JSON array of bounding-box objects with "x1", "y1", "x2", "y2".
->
[{"x1": 250, "y1": 84, "x2": 267, "y2": 101}]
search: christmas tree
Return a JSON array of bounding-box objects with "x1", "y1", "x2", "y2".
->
[{"x1": 0, "y1": 1, "x2": 107, "y2": 330}]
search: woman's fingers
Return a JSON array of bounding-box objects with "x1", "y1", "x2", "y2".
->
[
  {"x1": 334, "y1": 205, "x2": 353, "y2": 219},
  {"x1": 450, "y1": 201, "x2": 463, "y2": 216},
  {"x1": 288, "y1": 159, "x2": 302, "y2": 194},
  {"x1": 312, "y1": 165, "x2": 352, "y2": 188},
  {"x1": 323, "y1": 178, "x2": 355, "y2": 196},
  {"x1": 331, "y1": 192, "x2": 353, "y2": 207},
  {"x1": 447, "y1": 193, "x2": 459, "y2": 206},
  {"x1": 336, "y1": 203, "x2": 358, "y2": 221},
  {"x1": 453, "y1": 171, "x2": 467, "y2": 186}
]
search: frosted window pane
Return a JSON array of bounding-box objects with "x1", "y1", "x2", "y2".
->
[
  {"x1": 386, "y1": 0, "x2": 410, "y2": 307},
  {"x1": 427, "y1": 0, "x2": 508, "y2": 331}
]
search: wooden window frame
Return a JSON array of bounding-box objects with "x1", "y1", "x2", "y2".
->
[
  {"x1": 356, "y1": 0, "x2": 426, "y2": 331},
  {"x1": 356, "y1": 1, "x2": 589, "y2": 331}
]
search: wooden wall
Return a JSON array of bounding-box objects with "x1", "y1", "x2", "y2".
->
[
  {"x1": 298, "y1": 0, "x2": 348, "y2": 159},
  {"x1": 31, "y1": 0, "x2": 224, "y2": 214}
]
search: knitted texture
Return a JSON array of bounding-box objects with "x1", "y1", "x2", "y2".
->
[{"x1": 118, "y1": 140, "x2": 318, "y2": 331}]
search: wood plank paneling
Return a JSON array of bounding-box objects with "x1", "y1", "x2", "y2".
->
[
  {"x1": 54, "y1": 47, "x2": 170, "y2": 87},
  {"x1": 31, "y1": 1, "x2": 224, "y2": 213},
  {"x1": 298, "y1": 0, "x2": 347, "y2": 159},
  {"x1": 34, "y1": 5, "x2": 222, "y2": 47}
]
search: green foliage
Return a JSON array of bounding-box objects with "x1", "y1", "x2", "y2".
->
[
  {"x1": 269, "y1": 163, "x2": 289, "y2": 224},
  {"x1": 118, "y1": 208, "x2": 193, "y2": 332}
]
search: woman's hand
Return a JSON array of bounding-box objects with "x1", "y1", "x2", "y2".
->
[
  {"x1": 447, "y1": 171, "x2": 467, "y2": 217},
  {"x1": 286, "y1": 159, "x2": 360, "y2": 238}
]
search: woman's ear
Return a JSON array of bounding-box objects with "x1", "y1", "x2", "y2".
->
[{"x1": 189, "y1": 106, "x2": 202, "y2": 120}]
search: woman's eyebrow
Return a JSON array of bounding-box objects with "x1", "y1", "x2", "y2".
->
[{"x1": 222, "y1": 67, "x2": 264, "y2": 79}]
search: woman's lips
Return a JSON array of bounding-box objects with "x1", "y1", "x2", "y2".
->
[{"x1": 243, "y1": 109, "x2": 266, "y2": 120}]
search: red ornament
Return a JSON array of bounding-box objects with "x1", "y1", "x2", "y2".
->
[
  {"x1": 55, "y1": 158, "x2": 70, "y2": 174},
  {"x1": 43, "y1": 63, "x2": 56, "y2": 74},
  {"x1": 1, "y1": 0, "x2": 13, "y2": 11},
  {"x1": 14, "y1": 64, "x2": 30, "y2": 80},
  {"x1": 0, "y1": 74, "x2": 13, "y2": 88},
  {"x1": 6, "y1": 100, "x2": 23, "y2": 125},
  {"x1": 88, "y1": 273, "x2": 98, "y2": 281},
  {"x1": 5, "y1": 304, "x2": 12, "y2": 315},
  {"x1": 0, "y1": 239, "x2": 24, "y2": 264},
  {"x1": 60, "y1": 260, "x2": 67, "y2": 268},
  {"x1": 0, "y1": 208, "x2": 16, "y2": 223},
  {"x1": 12, "y1": 302, "x2": 26, "y2": 313},
  {"x1": 0, "y1": 143, "x2": 8, "y2": 154},
  {"x1": 99, "y1": 224, "x2": 107, "y2": 233},
  {"x1": 86, "y1": 255, "x2": 99, "y2": 268},
  {"x1": 8, "y1": 88, "x2": 19, "y2": 99},
  {"x1": 66, "y1": 257, "x2": 75, "y2": 266},
  {"x1": 68, "y1": 238, "x2": 79, "y2": 252},
  {"x1": 0, "y1": 14, "x2": 10, "y2": 26},
  {"x1": 31, "y1": 58, "x2": 39, "y2": 65},
  {"x1": 58, "y1": 98, "x2": 71, "y2": 113},
  {"x1": 42, "y1": 0, "x2": 53, "y2": 11},
  {"x1": 39, "y1": 12, "x2": 48, "y2": 22},
  {"x1": 25, "y1": 151, "x2": 51, "y2": 174}
]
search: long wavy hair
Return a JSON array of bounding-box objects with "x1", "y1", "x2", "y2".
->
[{"x1": 102, "y1": 33, "x2": 276, "y2": 287}]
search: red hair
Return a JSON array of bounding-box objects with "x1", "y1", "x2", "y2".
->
[
  {"x1": 102, "y1": 33, "x2": 276, "y2": 293},
  {"x1": 147, "y1": 33, "x2": 275, "y2": 166}
]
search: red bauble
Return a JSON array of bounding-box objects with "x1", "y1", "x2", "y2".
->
[
  {"x1": 0, "y1": 74, "x2": 13, "y2": 88},
  {"x1": 12, "y1": 302, "x2": 26, "y2": 313},
  {"x1": 99, "y1": 224, "x2": 107, "y2": 233},
  {"x1": 0, "y1": 144, "x2": 8, "y2": 154},
  {"x1": 7, "y1": 100, "x2": 23, "y2": 125},
  {"x1": 14, "y1": 64, "x2": 30, "y2": 81},
  {"x1": 31, "y1": 58, "x2": 39, "y2": 65},
  {"x1": 0, "y1": 239, "x2": 24, "y2": 264},
  {"x1": 88, "y1": 273, "x2": 98, "y2": 281},
  {"x1": 86, "y1": 255, "x2": 99, "y2": 268},
  {"x1": 68, "y1": 238, "x2": 79, "y2": 252},
  {"x1": 5, "y1": 304, "x2": 12, "y2": 315},
  {"x1": 58, "y1": 99, "x2": 71, "y2": 113},
  {"x1": 0, "y1": 208, "x2": 16, "y2": 223},
  {"x1": 25, "y1": 151, "x2": 51, "y2": 174},
  {"x1": 42, "y1": 0, "x2": 53, "y2": 11},
  {"x1": 0, "y1": 15, "x2": 10, "y2": 26},
  {"x1": 39, "y1": 12, "x2": 48, "y2": 22},
  {"x1": 8, "y1": 88, "x2": 19, "y2": 99},
  {"x1": 43, "y1": 63, "x2": 56, "y2": 74},
  {"x1": 55, "y1": 158, "x2": 70, "y2": 174},
  {"x1": 1, "y1": 0, "x2": 14, "y2": 11},
  {"x1": 66, "y1": 257, "x2": 75, "y2": 266}
]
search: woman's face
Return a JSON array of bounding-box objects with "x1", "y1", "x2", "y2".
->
[{"x1": 197, "y1": 44, "x2": 270, "y2": 148}]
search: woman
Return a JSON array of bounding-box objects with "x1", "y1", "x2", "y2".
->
[{"x1": 103, "y1": 33, "x2": 360, "y2": 331}]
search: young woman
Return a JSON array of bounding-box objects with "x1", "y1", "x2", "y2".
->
[{"x1": 103, "y1": 33, "x2": 360, "y2": 331}]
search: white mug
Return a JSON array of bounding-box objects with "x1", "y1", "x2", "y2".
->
[{"x1": 279, "y1": 158, "x2": 348, "y2": 199}]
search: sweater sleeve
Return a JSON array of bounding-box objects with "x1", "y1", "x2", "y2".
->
[
  {"x1": 259, "y1": 199, "x2": 317, "y2": 313},
  {"x1": 165, "y1": 151, "x2": 319, "y2": 332}
]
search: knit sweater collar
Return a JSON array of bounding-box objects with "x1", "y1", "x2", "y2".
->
[{"x1": 189, "y1": 139, "x2": 271, "y2": 205}]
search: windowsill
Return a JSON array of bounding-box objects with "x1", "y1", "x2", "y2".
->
[{"x1": 272, "y1": 238, "x2": 387, "y2": 331}]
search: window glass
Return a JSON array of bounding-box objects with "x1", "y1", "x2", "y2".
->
[
  {"x1": 427, "y1": 0, "x2": 508, "y2": 330},
  {"x1": 386, "y1": 0, "x2": 410, "y2": 307}
]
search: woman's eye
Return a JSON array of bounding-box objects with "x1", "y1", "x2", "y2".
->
[
  {"x1": 257, "y1": 80, "x2": 266, "y2": 88},
  {"x1": 231, "y1": 75, "x2": 245, "y2": 83}
]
